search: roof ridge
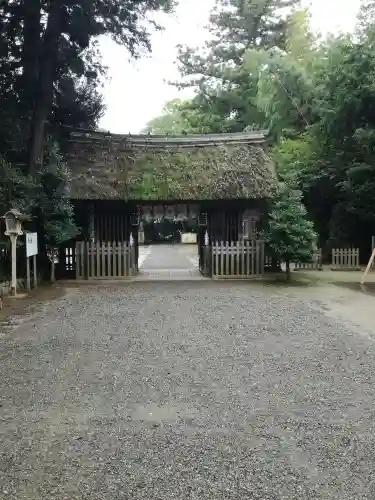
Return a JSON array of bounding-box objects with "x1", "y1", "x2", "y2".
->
[{"x1": 68, "y1": 129, "x2": 268, "y2": 146}]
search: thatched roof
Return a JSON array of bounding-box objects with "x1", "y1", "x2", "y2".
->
[{"x1": 64, "y1": 129, "x2": 276, "y2": 201}]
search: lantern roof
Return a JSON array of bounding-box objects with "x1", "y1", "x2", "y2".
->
[{"x1": 1, "y1": 209, "x2": 30, "y2": 221}]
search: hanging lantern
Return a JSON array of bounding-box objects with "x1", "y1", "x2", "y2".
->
[
  {"x1": 130, "y1": 213, "x2": 139, "y2": 226},
  {"x1": 198, "y1": 213, "x2": 208, "y2": 226}
]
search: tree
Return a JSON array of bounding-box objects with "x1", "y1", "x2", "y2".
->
[
  {"x1": 0, "y1": 0, "x2": 174, "y2": 172},
  {"x1": 306, "y1": 14, "x2": 375, "y2": 248},
  {"x1": 252, "y1": 9, "x2": 318, "y2": 139},
  {"x1": 0, "y1": 156, "x2": 36, "y2": 218},
  {"x1": 34, "y1": 146, "x2": 79, "y2": 282},
  {"x1": 263, "y1": 183, "x2": 317, "y2": 280},
  {"x1": 141, "y1": 98, "x2": 225, "y2": 134},
  {"x1": 142, "y1": 99, "x2": 199, "y2": 134},
  {"x1": 0, "y1": 0, "x2": 175, "y2": 282},
  {"x1": 172, "y1": 0, "x2": 300, "y2": 133},
  {"x1": 251, "y1": 4, "x2": 375, "y2": 251},
  {"x1": 28, "y1": 0, "x2": 174, "y2": 173}
]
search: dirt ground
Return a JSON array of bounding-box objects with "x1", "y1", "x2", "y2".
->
[
  {"x1": 290, "y1": 269, "x2": 375, "y2": 336},
  {"x1": 0, "y1": 285, "x2": 66, "y2": 336}
]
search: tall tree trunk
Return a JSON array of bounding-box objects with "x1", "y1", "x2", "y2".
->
[
  {"x1": 21, "y1": 0, "x2": 41, "y2": 113},
  {"x1": 21, "y1": 0, "x2": 42, "y2": 165},
  {"x1": 27, "y1": 1, "x2": 64, "y2": 175}
]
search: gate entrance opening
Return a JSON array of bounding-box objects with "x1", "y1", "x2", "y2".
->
[
  {"x1": 58, "y1": 129, "x2": 275, "y2": 281},
  {"x1": 135, "y1": 202, "x2": 200, "y2": 279}
]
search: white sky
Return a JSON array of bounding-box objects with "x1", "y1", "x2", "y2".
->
[{"x1": 98, "y1": 0, "x2": 362, "y2": 134}]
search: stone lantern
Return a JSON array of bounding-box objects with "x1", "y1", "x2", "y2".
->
[
  {"x1": 1, "y1": 209, "x2": 29, "y2": 296},
  {"x1": 3, "y1": 209, "x2": 27, "y2": 236}
]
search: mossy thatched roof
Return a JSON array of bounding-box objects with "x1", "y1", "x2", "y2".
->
[{"x1": 65, "y1": 130, "x2": 276, "y2": 201}]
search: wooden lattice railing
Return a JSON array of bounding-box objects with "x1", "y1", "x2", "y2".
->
[
  {"x1": 211, "y1": 240, "x2": 264, "y2": 278},
  {"x1": 75, "y1": 241, "x2": 137, "y2": 279},
  {"x1": 331, "y1": 248, "x2": 360, "y2": 270}
]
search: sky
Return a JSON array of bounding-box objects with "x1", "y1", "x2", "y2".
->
[{"x1": 98, "y1": 0, "x2": 362, "y2": 134}]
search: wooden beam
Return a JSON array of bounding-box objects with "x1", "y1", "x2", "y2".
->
[{"x1": 361, "y1": 248, "x2": 375, "y2": 285}]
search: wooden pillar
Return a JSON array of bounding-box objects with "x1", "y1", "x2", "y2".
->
[{"x1": 88, "y1": 203, "x2": 95, "y2": 242}]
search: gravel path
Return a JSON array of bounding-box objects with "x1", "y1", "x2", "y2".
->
[{"x1": 1, "y1": 281, "x2": 375, "y2": 499}]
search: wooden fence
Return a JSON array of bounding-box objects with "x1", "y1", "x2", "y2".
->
[
  {"x1": 212, "y1": 240, "x2": 264, "y2": 278},
  {"x1": 264, "y1": 255, "x2": 281, "y2": 271},
  {"x1": 331, "y1": 248, "x2": 360, "y2": 270},
  {"x1": 76, "y1": 241, "x2": 137, "y2": 279},
  {"x1": 294, "y1": 248, "x2": 323, "y2": 271}
]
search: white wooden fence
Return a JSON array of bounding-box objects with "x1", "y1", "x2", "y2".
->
[
  {"x1": 212, "y1": 240, "x2": 264, "y2": 278},
  {"x1": 76, "y1": 241, "x2": 136, "y2": 279},
  {"x1": 294, "y1": 248, "x2": 323, "y2": 271},
  {"x1": 331, "y1": 248, "x2": 360, "y2": 270}
]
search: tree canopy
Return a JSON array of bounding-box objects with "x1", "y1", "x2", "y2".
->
[
  {"x1": 144, "y1": 0, "x2": 375, "y2": 257},
  {"x1": 2, "y1": 0, "x2": 375, "y2": 275},
  {"x1": 0, "y1": 0, "x2": 173, "y2": 171},
  {"x1": 0, "y1": 0, "x2": 174, "y2": 280}
]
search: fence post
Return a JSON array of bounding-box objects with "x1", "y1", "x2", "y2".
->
[
  {"x1": 258, "y1": 240, "x2": 264, "y2": 275},
  {"x1": 112, "y1": 240, "x2": 116, "y2": 277},
  {"x1": 96, "y1": 240, "x2": 100, "y2": 279}
]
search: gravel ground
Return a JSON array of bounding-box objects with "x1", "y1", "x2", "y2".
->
[{"x1": 1, "y1": 281, "x2": 375, "y2": 499}]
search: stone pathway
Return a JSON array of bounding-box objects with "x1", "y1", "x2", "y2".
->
[
  {"x1": 138, "y1": 245, "x2": 152, "y2": 268},
  {"x1": 139, "y1": 244, "x2": 201, "y2": 278}
]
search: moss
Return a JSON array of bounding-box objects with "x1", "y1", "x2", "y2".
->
[{"x1": 66, "y1": 136, "x2": 276, "y2": 201}]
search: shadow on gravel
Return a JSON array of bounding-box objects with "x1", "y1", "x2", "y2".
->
[
  {"x1": 0, "y1": 284, "x2": 66, "y2": 332},
  {"x1": 333, "y1": 281, "x2": 375, "y2": 296},
  {"x1": 262, "y1": 273, "x2": 320, "y2": 287}
]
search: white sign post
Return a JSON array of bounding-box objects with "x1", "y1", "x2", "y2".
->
[{"x1": 26, "y1": 232, "x2": 38, "y2": 291}]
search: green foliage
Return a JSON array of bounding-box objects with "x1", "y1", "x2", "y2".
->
[
  {"x1": 0, "y1": 157, "x2": 36, "y2": 216},
  {"x1": 271, "y1": 136, "x2": 313, "y2": 182},
  {"x1": 141, "y1": 99, "x2": 221, "y2": 134},
  {"x1": 0, "y1": 0, "x2": 174, "y2": 280},
  {"x1": 0, "y1": 148, "x2": 78, "y2": 247},
  {"x1": 0, "y1": 0, "x2": 174, "y2": 168},
  {"x1": 170, "y1": 0, "x2": 300, "y2": 133},
  {"x1": 263, "y1": 183, "x2": 317, "y2": 265},
  {"x1": 146, "y1": 0, "x2": 375, "y2": 253},
  {"x1": 253, "y1": 9, "x2": 318, "y2": 139},
  {"x1": 35, "y1": 147, "x2": 79, "y2": 247}
]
